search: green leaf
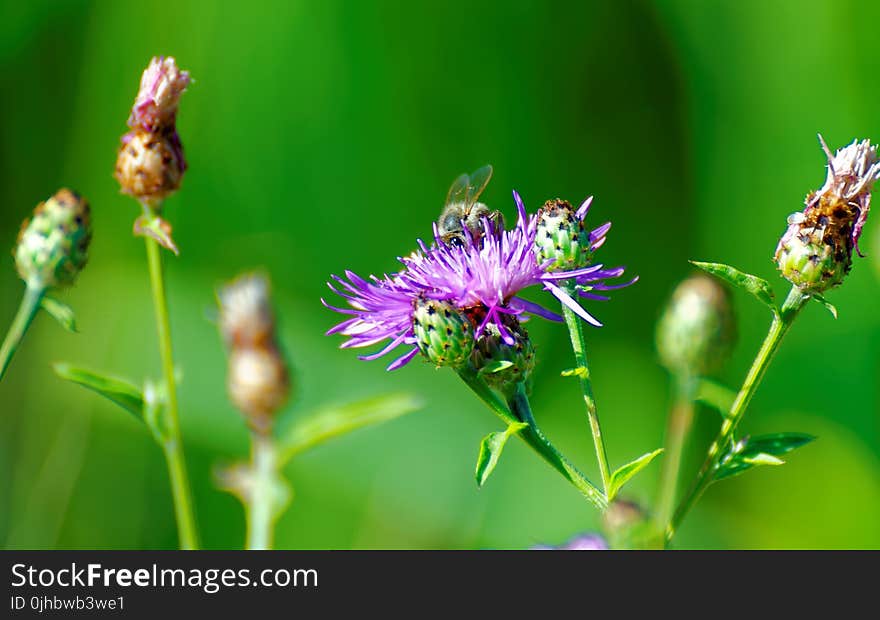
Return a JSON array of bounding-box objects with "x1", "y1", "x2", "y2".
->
[
  {"x1": 690, "y1": 261, "x2": 778, "y2": 314},
  {"x1": 812, "y1": 293, "x2": 838, "y2": 319},
  {"x1": 694, "y1": 378, "x2": 737, "y2": 420},
  {"x1": 41, "y1": 296, "x2": 77, "y2": 333},
  {"x1": 715, "y1": 432, "x2": 816, "y2": 481},
  {"x1": 278, "y1": 392, "x2": 422, "y2": 464},
  {"x1": 474, "y1": 422, "x2": 528, "y2": 487},
  {"x1": 52, "y1": 362, "x2": 144, "y2": 422},
  {"x1": 607, "y1": 448, "x2": 664, "y2": 500},
  {"x1": 561, "y1": 366, "x2": 589, "y2": 379},
  {"x1": 479, "y1": 360, "x2": 514, "y2": 375}
]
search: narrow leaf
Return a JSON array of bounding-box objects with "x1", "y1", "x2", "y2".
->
[
  {"x1": 561, "y1": 366, "x2": 589, "y2": 379},
  {"x1": 695, "y1": 378, "x2": 737, "y2": 420},
  {"x1": 715, "y1": 432, "x2": 815, "y2": 481},
  {"x1": 812, "y1": 294, "x2": 838, "y2": 319},
  {"x1": 475, "y1": 422, "x2": 528, "y2": 487},
  {"x1": 608, "y1": 448, "x2": 664, "y2": 501},
  {"x1": 41, "y1": 296, "x2": 77, "y2": 333},
  {"x1": 690, "y1": 261, "x2": 778, "y2": 313},
  {"x1": 278, "y1": 392, "x2": 422, "y2": 464},
  {"x1": 479, "y1": 360, "x2": 514, "y2": 375},
  {"x1": 741, "y1": 432, "x2": 816, "y2": 458},
  {"x1": 52, "y1": 362, "x2": 144, "y2": 422}
]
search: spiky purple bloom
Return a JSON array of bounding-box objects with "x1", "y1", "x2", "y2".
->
[
  {"x1": 128, "y1": 56, "x2": 191, "y2": 133},
  {"x1": 324, "y1": 190, "x2": 635, "y2": 370}
]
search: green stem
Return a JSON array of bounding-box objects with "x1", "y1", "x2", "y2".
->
[
  {"x1": 457, "y1": 367, "x2": 607, "y2": 511},
  {"x1": 561, "y1": 283, "x2": 612, "y2": 495},
  {"x1": 0, "y1": 284, "x2": 45, "y2": 382},
  {"x1": 246, "y1": 434, "x2": 277, "y2": 550},
  {"x1": 667, "y1": 287, "x2": 807, "y2": 542},
  {"x1": 145, "y1": 236, "x2": 200, "y2": 550},
  {"x1": 655, "y1": 373, "x2": 696, "y2": 528}
]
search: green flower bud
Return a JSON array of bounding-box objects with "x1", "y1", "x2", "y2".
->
[
  {"x1": 470, "y1": 316, "x2": 535, "y2": 392},
  {"x1": 656, "y1": 274, "x2": 735, "y2": 376},
  {"x1": 413, "y1": 298, "x2": 474, "y2": 367},
  {"x1": 535, "y1": 199, "x2": 591, "y2": 270},
  {"x1": 774, "y1": 212, "x2": 850, "y2": 294},
  {"x1": 15, "y1": 189, "x2": 91, "y2": 289}
]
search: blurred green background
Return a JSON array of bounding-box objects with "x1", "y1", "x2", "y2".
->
[{"x1": 1, "y1": 0, "x2": 879, "y2": 550}]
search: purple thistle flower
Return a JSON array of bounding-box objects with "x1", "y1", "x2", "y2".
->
[
  {"x1": 322, "y1": 272, "x2": 421, "y2": 371},
  {"x1": 324, "y1": 190, "x2": 635, "y2": 370}
]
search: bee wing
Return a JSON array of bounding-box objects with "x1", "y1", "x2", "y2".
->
[
  {"x1": 445, "y1": 173, "x2": 471, "y2": 207},
  {"x1": 464, "y1": 164, "x2": 493, "y2": 208}
]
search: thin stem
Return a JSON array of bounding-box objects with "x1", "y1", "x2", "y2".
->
[
  {"x1": 667, "y1": 287, "x2": 807, "y2": 542},
  {"x1": 561, "y1": 283, "x2": 612, "y2": 495},
  {"x1": 0, "y1": 284, "x2": 45, "y2": 382},
  {"x1": 654, "y1": 373, "x2": 696, "y2": 528},
  {"x1": 246, "y1": 434, "x2": 277, "y2": 550},
  {"x1": 145, "y1": 235, "x2": 200, "y2": 550},
  {"x1": 457, "y1": 367, "x2": 607, "y2": 511}
]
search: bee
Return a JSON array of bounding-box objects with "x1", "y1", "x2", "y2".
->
[{"x1": 437, "y1": 164, "x2": 503, "y2": 247}]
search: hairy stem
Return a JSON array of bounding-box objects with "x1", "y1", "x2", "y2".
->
[
  {"x1": 561, "y1": 283, "x2": 612, "y2": 495},
  {"x1": 667, "y1": 286, "x2": 807, "y2": 542},
  {"x1": 0, "y1": 284, "x2": 45, "y2": 382},
  {"x1": 145, "y1": 235, "x2": 200, "y2": 550},
  {"x1": 246, "y1": 434, "x2": 277, "y2": 550},
  {"x1": 457, "y1": 367, "x2": 607, "y2": 510}
]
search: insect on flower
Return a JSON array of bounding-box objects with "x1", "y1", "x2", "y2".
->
[{"x1": 437, "y1": 165, "x2": 504, "y2": 247}]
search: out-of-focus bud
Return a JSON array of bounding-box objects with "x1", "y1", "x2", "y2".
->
[
  {"x1": 15, "y1": 189, "x2": 91, "y2": 289},
  {"x1": 128, "y1": 56, "x2": 191, "y2": 132},
  {"x1": 218, "y1": 274, "x2": 275, "y2": 348},
  {"x1": 227, "y1": 346, "x2": 290, "y2": 435},
  {"x1": 470, "y1": 315, "x2": 536, "y2": 392},
  {"x1": 656, "y1": 274, "x2": 735, "y2": 377},
  {"x1": 534, "y1": 199, "x2": 592, "y2": 271},
  {"x1": 115, "y1": 128, "x2": 185, "y2": 205},
  {"x1": 219, "y1": 273, "x2": 290, "y2": 434},
  {"x1": 775, "y1": 136, "x2": 880, "y2": 294},
  {"x1": 602, "y1": 499, "x2": 662, "y2": 550},
  {"x1": 413, "y1": 297, "x2": 474, "y2": 368}
]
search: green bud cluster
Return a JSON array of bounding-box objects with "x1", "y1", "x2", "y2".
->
[
  {"x1": 656, "y1": 274, "x2": 735, "y2": 376},
  {"x1": 471, "y1": 316, "x2": 536, "y2": 392},
  {"x1": 534, "y1": 199, "x2": 591, "y2": 270},
  {"x1": 15, "y1": 189, "x2": 92, "y2": 289},
  {"x1": 413, "y1": 297, "x2": 474, "y2": 368}
]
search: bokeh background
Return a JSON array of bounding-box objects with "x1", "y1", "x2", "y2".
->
[{"x1": 1, "y1": 0, "x2": 879, "y2": 550}]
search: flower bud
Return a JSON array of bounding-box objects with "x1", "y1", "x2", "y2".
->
[
  {"x1": 219, "y1": 272, "x2": 290, "y2": 434},
  {"x1": 602, "y1": 499, "x2": 661, "y2": 550},
  {"x1": 228, "y1": 346, "x2": 290, "y2": 435},
  {"x1": 775, "y1": 136, "x2": 880, "y2": 294},
  {"x1": 115, "y1": 128, "x2": 185, "y2": 205},
  {"x1": 413, "y1": 297, "x2": 474, "y2": 367},
  {"x1": 128, "y1": 56, "x2": 191, "y2": 133},
  {"x1": 656, "y1": 274, "x2": 735, "y2": 376},
  {"x1": 470, "y1": 315, "x2": 535, "y2": 390},
  {"x1": 218, "y1": 273, "x2": 275, "y2": 349},
  {"x1": 15, "y1": 189, "x2": 91, "y2": 289},
  {"x1": 534, "y1": 199, "x2": 592, "y2": 270}
]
